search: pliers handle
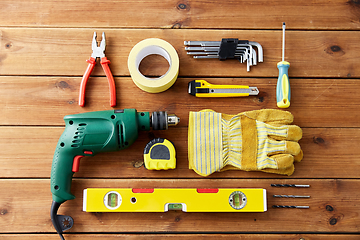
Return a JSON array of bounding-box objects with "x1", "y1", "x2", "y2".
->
[
  {"x1": 79, "y1": 32, "x2": 116, "y2": 107},
  {"x1": 79, "y1": 57, "x2": 116, "y2": 107}
]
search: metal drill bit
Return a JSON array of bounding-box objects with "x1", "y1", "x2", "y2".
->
[
  {"x1": 272, "y1": 205, "x2": 310, "y2": 209},
  {"x1": 273, "y1": 195, "x2": 310, "y2": 198},
  {"x1": 271, "y1": 184, "x2": 310, "y2": 188}
]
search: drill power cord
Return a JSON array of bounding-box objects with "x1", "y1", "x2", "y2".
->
[{"x1": 51, "y1": 200, "x2": 73, "y2": 240}]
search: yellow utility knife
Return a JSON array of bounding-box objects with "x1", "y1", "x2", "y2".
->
[{"x1": 188, "y1": 80, "x2": 259, "y2": 97}]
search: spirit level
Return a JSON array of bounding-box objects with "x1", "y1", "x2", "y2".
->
[{"x1": 83, "y1": 188, "x2": 267, "y2": 212}]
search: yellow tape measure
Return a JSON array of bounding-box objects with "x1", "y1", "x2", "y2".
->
[{"x1": 144, "y1": 138, "x2": 176, "y2": 170}]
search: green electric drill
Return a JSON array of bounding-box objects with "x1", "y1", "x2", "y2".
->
[{"x1": 50, "y1": 109, "x2": 179, "y2": 240}]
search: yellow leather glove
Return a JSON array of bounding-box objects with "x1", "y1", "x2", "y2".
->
[{"x1": 188, "y1": 109, "x2": 303, "y2": 176}]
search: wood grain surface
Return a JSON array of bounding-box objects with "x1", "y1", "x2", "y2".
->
[
  {"x1": 2, "y1": 234, "x2": 360, "y2": 240},
  {"x1": 1, "y1": 0, "x2": 360, "y2": 30},
  {"x1": 1, "y1": 179, "x2": 360, "y2": 233},
  {"x1": 0, "y1": 29, "x2": 359, "y2": 77},
  {"x1": 0, "y1": 0, "x2": 359, "y2": 239}
]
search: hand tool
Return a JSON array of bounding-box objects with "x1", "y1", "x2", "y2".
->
[
  {"x1": 184, "y1": 39, "x2": 263, "y2": 72},
  {"x1": 273, "y1": 195, "x2": 310, "y2": 198},
  {"x1": 144, "y1": 138, "x2": 176, "y2": 170},
  {"x1": 79, "y1": 32, "x2": 116, "y2": 107},
  {"x1": 271, "y1": 184, "x2": 310, "y2": 188},
  {"x1": 272, "y1": 205, "x2": 309, "y2": 209},
  {"x1": 50, "y1": 109, "x2": 180, "y2": 240},
  {"x1": 83, "y1": 188, "x2": 267, "y2": 212},
  {"x1": 188, "y1": 80, "x2": 259, "y2": 97},
  {"x1": 276, "y1": 23, "x2": 291, "y2": 108}
]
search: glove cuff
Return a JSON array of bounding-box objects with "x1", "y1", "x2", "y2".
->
[
  {"x1": 240, "y1": 115, "x2": 258, "y2": 170},
  {"x1": 188, "y1": 111, "x2": 223, "y2": 176}
]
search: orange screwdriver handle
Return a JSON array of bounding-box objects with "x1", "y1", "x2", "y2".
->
[
  {"x1": 79, "y1": 57, "x2": 96, "y2": 107},
  {"x1": 100, "y1": 57, "x2": 116, "y2": 107}
]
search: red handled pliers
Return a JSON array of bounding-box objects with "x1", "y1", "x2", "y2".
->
[{"x1": 79, "y1": 32, "x2": 116, "y2": 107}]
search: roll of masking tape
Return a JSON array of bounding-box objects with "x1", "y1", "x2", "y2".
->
[{"x1": 128, "y1": 38, "x2": 179, "y2": 93}]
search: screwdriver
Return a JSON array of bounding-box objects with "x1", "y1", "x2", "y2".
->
[{"x1": 276, "y1": 22, "x2": 291, "y2": 108}]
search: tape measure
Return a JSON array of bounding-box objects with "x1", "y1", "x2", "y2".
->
[
  {"x1": 144, "y1": 138, "x2": 176, "y2": 170},
  {"x1": 83, "y1": 188, "x2": 267, "y2": 212},
  {"x1": 128, "y1": 38, "x2": 179, "y2": 93}
]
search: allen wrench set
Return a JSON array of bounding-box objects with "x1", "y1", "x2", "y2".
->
[{"x1": 184, "y1": 38, "x2": 263, "y2": 71}]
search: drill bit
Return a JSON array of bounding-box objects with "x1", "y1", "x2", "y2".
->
[
  {"x1": 271, "y1": 184, "x2": 310, "y2": 188},
  {"x1": 272, "y1": 205, "x2": 310, "y2": 209},
  {"x1": 273, "y1": 195, "x2": 310, "y2": 198}
]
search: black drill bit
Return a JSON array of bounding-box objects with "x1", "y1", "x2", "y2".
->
[
  {"x1": 271, "y1": 184, "x2": 310, "y2": 188},
  {"x1": 273, "y1": 195, "x2": 310, "y2": 198},
  {"x1": 272, "y1": 205, "x2": 309, "y2": 209}
]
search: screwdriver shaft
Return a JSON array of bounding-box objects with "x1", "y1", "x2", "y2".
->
[{"x1": 282, "y1": 22, "x2": 286, "y2": 62}]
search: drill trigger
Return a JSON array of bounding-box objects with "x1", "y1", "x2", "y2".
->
[{"x1": 72, "y1": 155, "x2": 84, "y2": 173}]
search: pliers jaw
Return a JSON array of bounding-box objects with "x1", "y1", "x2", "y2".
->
[{"x1": 91, "y1": 32, "x2": 106, "y2": 59}]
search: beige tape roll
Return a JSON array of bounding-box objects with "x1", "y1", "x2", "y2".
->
[{"x1": 128, "y1": 38, "x2": 179, "y2": 93}]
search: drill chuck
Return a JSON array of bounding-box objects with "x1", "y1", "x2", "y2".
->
[{"x1": 151, "y1": 111, "x2": 180, "y2": 130}]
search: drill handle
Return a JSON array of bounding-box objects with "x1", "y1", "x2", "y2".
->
[{"x1": 50, "y1": 145, "x2": 77, "y2": 204}]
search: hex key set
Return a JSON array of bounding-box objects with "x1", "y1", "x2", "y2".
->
[{"x1": 184, "y1": 38, "x2": 263, "y2": 71}]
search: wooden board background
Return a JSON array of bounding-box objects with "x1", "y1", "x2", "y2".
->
[{"x1": 1, "y1": 1, "x2": 360, "y2": 239}]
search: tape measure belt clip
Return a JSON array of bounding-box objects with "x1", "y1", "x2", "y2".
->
[
  {"x1": 150, "y1": 145, "x2": 171, "y2": 160},
  {"x1": 144, "y1": 138, "x2": 176, "y2": 170}
]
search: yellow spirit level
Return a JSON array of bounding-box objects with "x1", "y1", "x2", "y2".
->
[{"x1": 83, "y1": 188, "x2": 267, "y2": 212}]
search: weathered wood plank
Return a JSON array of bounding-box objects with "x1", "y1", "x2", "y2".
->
[
  {"x1": 0, "y1": 28, "x2": 359, "y2": 77},
  {"x1": 0, "y1": 179, "x2": 359, "y2": 233},
  {"x1": 0, "y1": 127, "x2": 358, "y2": 179},
  {"x1": 2, "y1": 234, "x2": 360, "y2": 240},
  {"x1": 0, "y1": 77, "x2": 359, "y2": 127},
  {"x1": 0, "y1": 0, "x2": 359, "y2": 30},
  {"x1": 1, "y1": 0, "x2": 358, "y2": 239}
]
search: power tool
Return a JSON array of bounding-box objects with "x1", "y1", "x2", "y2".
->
[{"x1": 50, "y1": 109, "x2": 180, "y2": 240}]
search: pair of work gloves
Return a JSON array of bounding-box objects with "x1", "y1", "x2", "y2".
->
[{"x1": 188, "y1": 109, "x2": 303, "y2": 176}]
